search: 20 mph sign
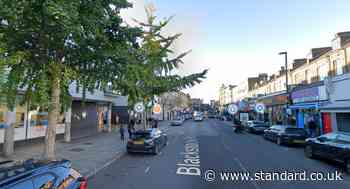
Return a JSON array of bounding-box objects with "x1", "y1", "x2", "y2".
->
[
  {"x1": 134, "y1": 102, "x2": 145, "y2": 113},
  {"x1": 228, "y1": 104, "x2": 238, "y2": 115}
]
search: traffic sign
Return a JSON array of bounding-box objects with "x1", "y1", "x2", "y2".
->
[
  {"x1": 134, "y1": 102, "x2": 145, "y2": 113},
  {"x1": 255, "y1": 103, "x2": 265, "y2": 114},
  {"x1": 152, "y1": 103, "x2": 162, "y2": 114},
  {"x1": 228, "y1": 104, "x2": 238, "y2": 115}
]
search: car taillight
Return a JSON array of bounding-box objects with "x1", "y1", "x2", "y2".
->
[{"x1": 79, "y1": 177, "x2": 88, "y2": 189}]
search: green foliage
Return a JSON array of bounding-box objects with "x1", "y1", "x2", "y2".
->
[
  {"x1": 0, "y1": 0, "x2": 138, "y2": 110},
  {"x1": 117, "y1": 8, "x2": 208, "y2": 106}
]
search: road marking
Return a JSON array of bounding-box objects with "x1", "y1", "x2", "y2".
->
[
  {"x1": 234, "y1": 158, "x2": 261, "y2": 189},
  {"x1": 145, "y1": 166, "x2": 151, "y2": 174}
]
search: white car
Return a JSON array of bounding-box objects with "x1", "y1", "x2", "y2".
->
[{"x1": 194, "y1": 115, "x2": 203, "y2": 122}]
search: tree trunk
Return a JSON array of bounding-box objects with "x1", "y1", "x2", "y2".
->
[
  {"x1": 3, "y1": 111, "x2": 16, "y2": 157},
  {"x1": 64, "y1": 108, "x2": 72, "y2": 143},
  {"x1": 44, "y1": 65, "x2": 61, "y2": 160}
]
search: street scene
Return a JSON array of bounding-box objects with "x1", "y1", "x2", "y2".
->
[{"x1": 1, "y1": 0, "x2": 350, "y2": 189}]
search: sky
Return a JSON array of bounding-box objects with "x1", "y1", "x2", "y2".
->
[{"x1": 121, "y1": 0, "x2": 350, "y2": 103}]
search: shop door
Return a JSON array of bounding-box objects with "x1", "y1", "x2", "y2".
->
[
  {"x1": 71, "y1": 101, "x2": 99, "y2": 139},
  {"x1": 336, "y1": 113, "x2": 350, "y2": 132}
]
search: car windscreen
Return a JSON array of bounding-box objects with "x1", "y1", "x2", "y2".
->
[
  {"x1": 285, "y1": 128, "x2": 307, "y2": 135},
  {"x1": 132, "y1": 132, "x2": 151, "y2": 140}
]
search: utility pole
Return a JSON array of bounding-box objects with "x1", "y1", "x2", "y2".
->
[{"x1": 279, "y1": 51, "x2": 289, "y2": 125}]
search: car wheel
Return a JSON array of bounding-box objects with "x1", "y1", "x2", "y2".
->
[
  {"x1": 277, "y1": 137, "x2": 282, "y2": 145},
  {"x1": 153, "y1": 145, "x2": 159, "y2": 155},
  {"x1": 304, "y1": 145, "x2": 314, "y2": 159}
]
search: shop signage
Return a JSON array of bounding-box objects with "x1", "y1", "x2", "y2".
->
[{"x1": 292, "y1": 87, "x2": 319, "y2": 103}]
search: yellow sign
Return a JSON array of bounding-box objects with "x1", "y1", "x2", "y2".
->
[{"x1": 152, "y1": 104, "x2": 162, "y2": 114}]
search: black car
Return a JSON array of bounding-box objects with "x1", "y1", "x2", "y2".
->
[
  {"x1": 0, "y1": 159, "x2": 87, "y2": 189},
  {"x1": 264, "y1": 125, "x2": 308, "y2": 145},
  {"x1": 127, "y1": 128, "x2": 168, "y2": 155},
  {"x1": 304, "y1": 132, "x2": 350, "y2": 173},
  {"x1": 246, "y1": 123, "x2": 270, "y2": 134}
]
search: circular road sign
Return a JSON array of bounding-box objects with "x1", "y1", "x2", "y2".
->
[
  {"x1": 152, "y1": 103, "x2": 162, "y2": 114},
  {"x1": 255, "y1": 103, "x2": 265, "y2": 114},
  {"x1": 228, "y1": 104, "x2": 238, "y2": 115},
  {"x1": 134, "y1": 102, "x2": 145, "y2": 113}
]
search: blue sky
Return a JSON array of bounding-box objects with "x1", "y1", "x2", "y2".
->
[{"x1": 123, "y1": 0, "x2": 350, "y2": 103}]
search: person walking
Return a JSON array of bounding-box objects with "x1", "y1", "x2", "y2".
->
[
  {"x1": 115, "y1": 114, "x2": 120, "y2": 131},
  {"x1": 119, "y1": 124, "x2": 125, "y2": 142},
  {"x1": 128, "y1": 119, "x2": 135, "y2": 139},
  {"x1": 308, "y1": 117, "x2": 317, "y2": 137}
]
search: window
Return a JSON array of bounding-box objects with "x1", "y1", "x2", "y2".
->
[
  {"x1": 336, "y1": 113, "x2": 350, "y2": 132},
  {"x1": 30, "y1": 113, "x2": 48, "y2": 127},
  {"x1": 8, "y1": 180, "x2": 34, "y2": 189},
  {"x1": 33, "y1": 174, "x2": 56, "y2": 189}
]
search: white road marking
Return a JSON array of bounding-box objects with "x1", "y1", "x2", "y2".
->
[
  {"x1": 234, "y1": 158, "x2": 261, "y2": 189},
  {"x1": 145, "y1": 166, "x2": 151, "y2": 174}
]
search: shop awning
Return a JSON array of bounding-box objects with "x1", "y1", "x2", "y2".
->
[
  {"x1": 320, "y1": 101, "x2": 350, "y2": 113},
  {"x1": 289, "y1": 102, "x2": 319, "y2": 110}
]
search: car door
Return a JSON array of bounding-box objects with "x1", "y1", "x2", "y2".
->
[
  {"x1": 270, "y1": 127, "x2": 278, "y2": 141},
  {"x1": 312, "y1": 133, "x2": 337, "y2": 157},
  {"x1": 7, "y1": 179, "x2": 34, "y2": 189}
]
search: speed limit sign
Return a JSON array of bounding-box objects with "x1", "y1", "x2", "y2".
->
[
  {"x1": 228, "y1": 104, "x2": 238, "y2": 115},
  {"x1": 134, "y1": 102, "x2": 145, "y2": 113}
]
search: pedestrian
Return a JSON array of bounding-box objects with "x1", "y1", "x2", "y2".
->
[
  {"x1": 115, "y1": 114, "x2": 120, "y2": 131},
  {"x1": 308, "y1": 117, "x2": 317, "y2": 137},
  {"x1": 128, "y1": 119, "x2": 135, "y2": 139},
  {"x1": 152, "y1": 118, "x2": 158, "y2": 128},
  {"x1": 119, "y1": 124, "x2": 125, "y2": 141}
]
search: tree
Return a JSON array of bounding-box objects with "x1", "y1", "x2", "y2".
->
[
  {"x1": 0, "y1": 0, "x2": 140, "y2": 160},
  {"x1": 115, "y1": 6, "x2": 208, "y2": 107}
]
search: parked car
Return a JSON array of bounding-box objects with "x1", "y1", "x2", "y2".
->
[
  {"x1": 246, "y1": 122, "x2": 270, "y2": 134},
  {"x1": 171, "y1": 117, "x2": 184, "y2": 126},
  {"x1": 0, "y1": 159, "x2": 87, "y2": 189},
  {"x1": 243, "y1": 120, "x2": 265, "y2": 130},
  {"x1": 127, "y1": 128, "x2": 167, "y2": 155},
  {"x1": 194, "y1": 114, "x2": 204, "y2": 122},
  {"x1": 304, "y1": 132, "x2": 350, "y2": 173},
  {"x1": 264, "y1": 125, "x2": 308, "y2": 145}
]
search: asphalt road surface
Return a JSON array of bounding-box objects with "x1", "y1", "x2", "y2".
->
[{"x1": 89, "y1": 119, "x2": 350, "y2": 189}]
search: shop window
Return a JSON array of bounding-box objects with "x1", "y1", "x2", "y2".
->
[
  {"x1": 336, "y1": 113, "x2": 350, "y2": 132},
  {"x1": 30, "y1": 113, "x2": 48, "y2": 127}
]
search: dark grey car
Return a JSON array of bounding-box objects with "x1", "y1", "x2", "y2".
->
[{"x1": 127, "y1": 128, "x2": 168, "y2": 155}]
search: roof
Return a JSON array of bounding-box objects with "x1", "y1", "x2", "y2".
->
[{"x1": 0, "y1": 159, "x2": 70, "y2": 185}]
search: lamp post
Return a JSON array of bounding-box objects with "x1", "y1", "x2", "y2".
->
[{"x1": 279, "y1": 51, "x2": 289, "y2": 125}]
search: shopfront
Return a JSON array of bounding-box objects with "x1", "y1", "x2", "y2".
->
[
  {"x1": 0, "y1": 100, "x2": 65, "y2": 143},
  {"x1": 257, "y1": 92, "x2": 289, "y2": 125},
  {"x1": 320, "y1": 73, "x2": 350, "y2": 133},
  {"x1": 290, "y1": 84, "x2": 328, "y2": 135}
]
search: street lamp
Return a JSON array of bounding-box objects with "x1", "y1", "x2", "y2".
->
[{"x1": 279, "y1": 51, "x2": 289, "y2": 125}]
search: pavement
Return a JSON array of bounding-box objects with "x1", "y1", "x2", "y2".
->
[
  {"x1": 0, "y1": 121, "x2": 172, "y2": 178},
  {"x1": 89, "y1": 119, "x2": 350, "y2": 189}
]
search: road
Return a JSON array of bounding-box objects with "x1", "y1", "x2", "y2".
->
[{"x1": 88, "y1": 119, "x2": 350, "y2": 189}]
